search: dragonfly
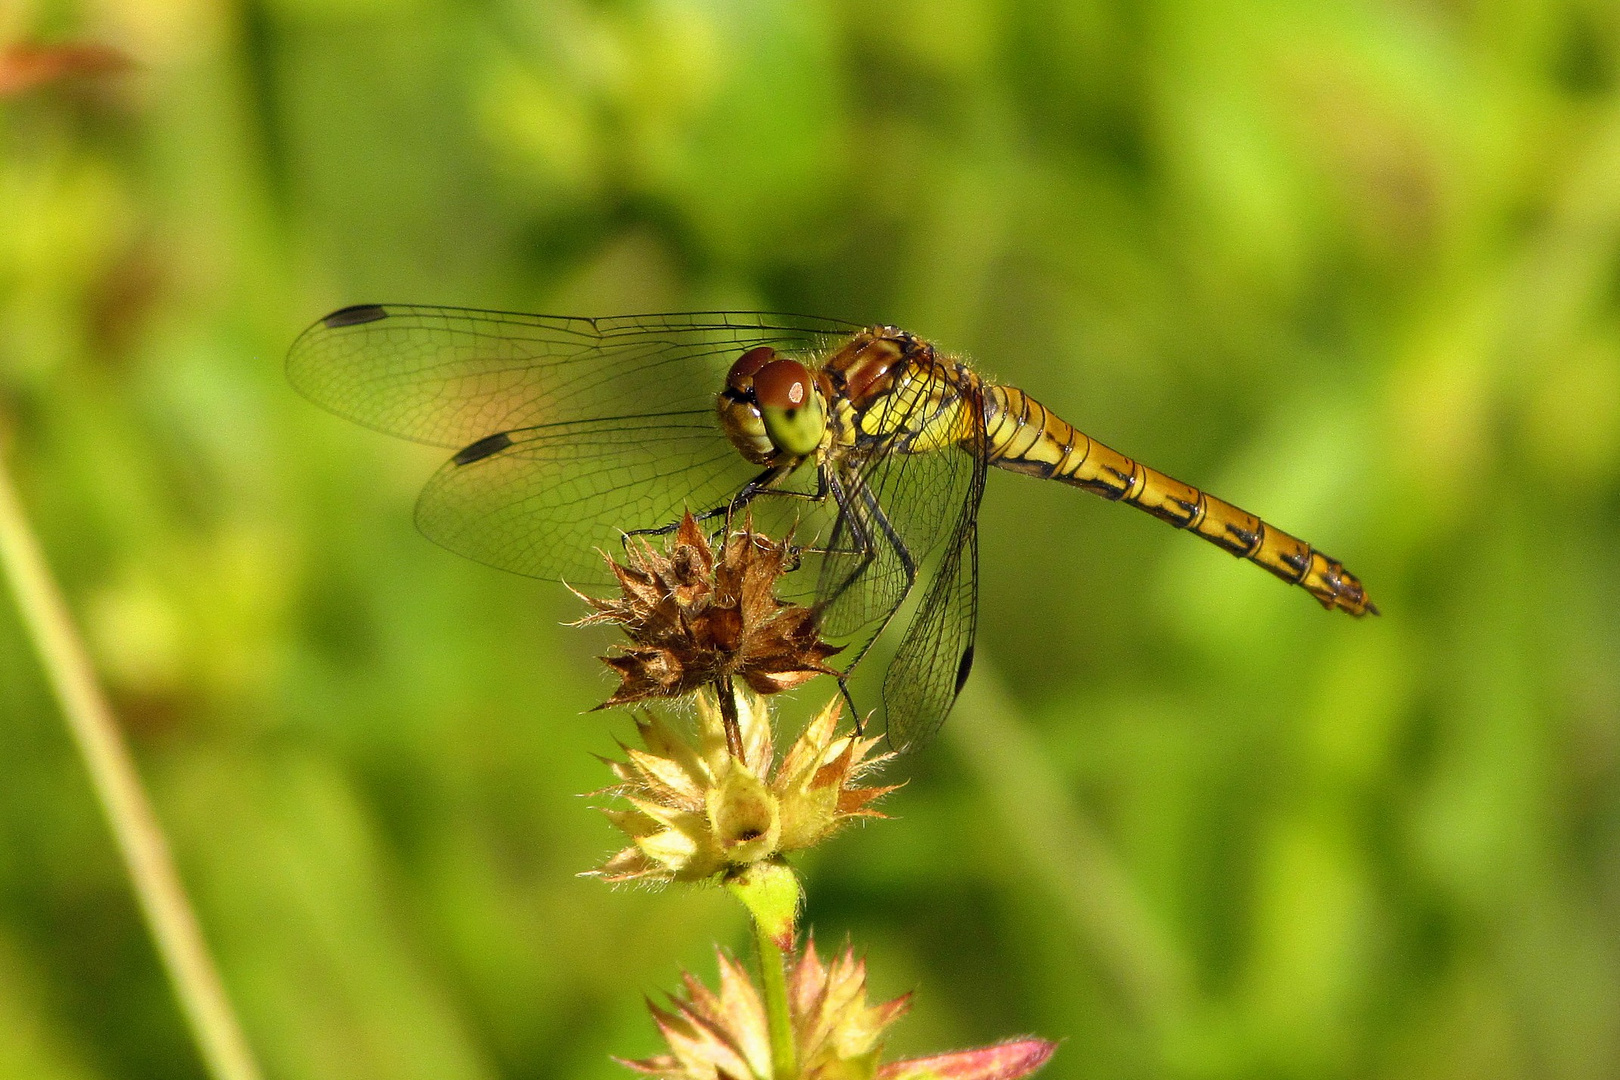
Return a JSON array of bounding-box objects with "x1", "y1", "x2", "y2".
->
[{"x1": 289, "y1": 305, "x2": 1376, "y2": 751}]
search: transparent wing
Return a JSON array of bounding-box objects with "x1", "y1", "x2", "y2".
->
[
  {"x1": 880, "y1": 382, "x2": 987, "y2": 753},
  {"x1": 415, "y1": 415, "x2": 763, "y2": 584},
  {"x1": 287, "y1": 305, "x2": 860, "y2": 448},
  {"x1": 810, "y1": 371, "x2": 987, "y2": 750},
  {"x1": 881, "y1": 449, "x2": 985, "y2": 752},
  {"x1": 287, "y1": 305, "x2": 858, "y2": 579},
  {"x1": 814, "y1": 374, "x2": 968, "y2": 639}
]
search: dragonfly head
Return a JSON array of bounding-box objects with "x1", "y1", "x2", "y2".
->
[{"x1": 720, "y1": 346, "x2": 828, "y2": 462}]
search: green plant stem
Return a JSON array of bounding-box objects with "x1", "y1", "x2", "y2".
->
[
  {"x1": 752, "y1": 912, "x2": 798, "y2": 1079},
  {"x1": 0, "y1": 453, "x2": 264, "y2": 1080}
]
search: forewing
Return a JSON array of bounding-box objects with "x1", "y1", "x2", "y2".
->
[
  {"x1": 288, "y1": 305, "x2": 859, "y2": 448},
  {"x1": 288, "y1": 306, "x2": 859, "y2": 579}
]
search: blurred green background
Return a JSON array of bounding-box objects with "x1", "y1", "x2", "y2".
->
[{"x1": 4, "y1": 0, "x2": 1620, "y2": 1077}]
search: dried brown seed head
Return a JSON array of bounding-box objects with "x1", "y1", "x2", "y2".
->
[{"x1": 572, "y1": 512, "x2": 841, "y2": 712}]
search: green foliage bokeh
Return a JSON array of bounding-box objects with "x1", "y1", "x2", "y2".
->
[{"x1": 4, "y1": 1, "x2": 1620, "y2": 1077}]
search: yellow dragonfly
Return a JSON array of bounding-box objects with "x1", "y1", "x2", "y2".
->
[{"x1": 290, "y1": 306, "x2": 1375, "y2": 750}]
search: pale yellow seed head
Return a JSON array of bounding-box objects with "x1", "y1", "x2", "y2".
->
[{"x1": 584, "y1": 688, "x2": 898, "y2": 885}]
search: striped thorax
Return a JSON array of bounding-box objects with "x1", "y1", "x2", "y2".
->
[{"x1": 820, "y1": 328, "x2": 977, "y2": 457}]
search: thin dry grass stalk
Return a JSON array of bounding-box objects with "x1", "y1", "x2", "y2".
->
[{"x1": 0, "y1": 452, "x2": 263, "y2": 1080}]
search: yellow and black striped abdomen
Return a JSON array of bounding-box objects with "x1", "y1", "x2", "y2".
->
[{"x1": 981, "y1": 383, "x2": 1377, "y2": 617}]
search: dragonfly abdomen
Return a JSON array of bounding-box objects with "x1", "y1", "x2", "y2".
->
[{"x1": 982, "y1": 384, "x2": 1377, "y2": 617}]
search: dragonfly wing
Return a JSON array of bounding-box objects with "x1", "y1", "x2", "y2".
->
[
  {"x1": 811, "y1": 372, "x2": 987, "y2": 749},
  {"x1": 288, "y1": 306, "x2": 860, "y2": 579},
  {"x1": 814, "y1": 370, "x2": 967, "y2": 637},
  {"x1": 880, "y1": 394, "x2": 988, "y2": 753},
  {"x1": 288, "y1": 306, "x2": 860, "y2": 449},
  {"x1": 882, "y1": 467, "x2": 984, "y2": 752},
  {"x1": 415, "y1": 414, "x2": 766, "y2": 583},
  {"x1": 812, "y1": 471, "x2": 910, "y2": 640}
]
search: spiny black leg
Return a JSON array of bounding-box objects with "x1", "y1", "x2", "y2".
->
[
  {"x1": 620, "y1": 465, "x2": 791, "y2": 548},
  {"x1": 784, "y1": 468, "x2": 862, "y2": 558},
  {"x1": 815, "y1": 471, "x2": 918, "y2": 620},
  {"x1": 820, "y1": 476, "x2": 919, "y2": 680},
  {"x1": 813, "y1": 472, "x2": 876, "y2": 615},
  {"x1": 837, "y1": 674, "x2": 866, "y2": 736},
  {"x1": 861, "y1": 480, "x2": 918, "y2": 589}
]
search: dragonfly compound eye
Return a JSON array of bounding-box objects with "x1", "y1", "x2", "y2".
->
[
  {"x1": 754, "y1": 358, "x2": 826, "y2": 457},
  {"x1": 726, "y1": 346, "x2": 780, "y2": 392}
]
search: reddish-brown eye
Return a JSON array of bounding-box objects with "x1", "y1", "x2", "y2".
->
[
  {"x1": 752, "y1": 359, "x2": 812, "y2": 409},
  {"x1": 727, "y1": 346, "x2": 779, "y2": 391}
]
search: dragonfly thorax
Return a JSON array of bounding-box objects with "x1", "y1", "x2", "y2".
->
[{"x1": 824, "y1": 329, "x2": 910, "y2": 404}]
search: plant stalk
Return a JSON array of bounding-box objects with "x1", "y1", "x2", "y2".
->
[
  {"x1": 753, "y1": 909, "x2": 798, "y2": 1079},
  {"x1": 717, "y1": 674, "x2": 744, "y2": 759},
  {"x1": 0, "y1": 452, "x2": 264, "y2": 1080}
]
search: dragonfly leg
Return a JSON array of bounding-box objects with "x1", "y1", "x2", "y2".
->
[
  {"x1": 814, "y1": 472, "x2": 876, "y2": 610},
  {"x1": 816, "y1": 474, "x2": 918, "y2": 613},
  {"x1": 718, "y1": 464, "x2": 830, "y2": 538},
  {"x1": 837, "y1": 674, "x2": 866, "y2": 736},
  {"x1": 862, "y1": 483, "x2": 918, "y2": 585},
  {"x1": 816, "y1": 473, "x2": 920, "y2": 683},
  {"x1": 739, "y1": 466, "x2": 866, "y2": 559},
  {"x1": 620, "y1": 465, "x2": 799, "y2": 545}
]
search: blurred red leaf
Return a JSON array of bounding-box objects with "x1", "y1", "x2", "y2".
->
[{"x1": 0, "y1": 43, "x2": 132, "y2": 97}]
